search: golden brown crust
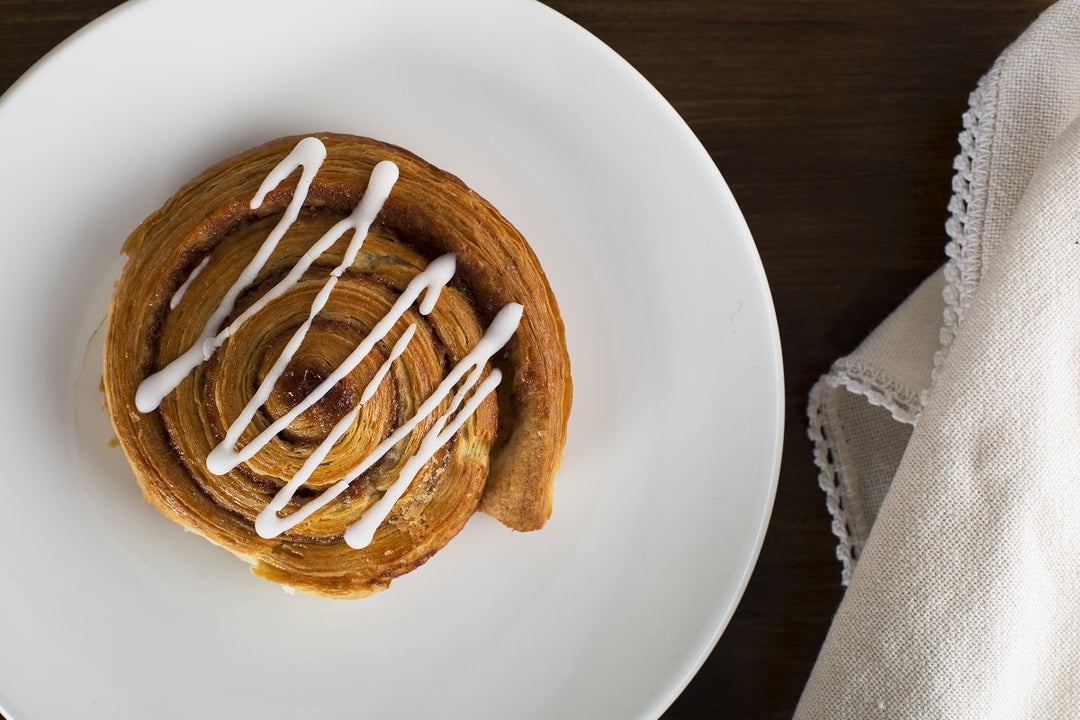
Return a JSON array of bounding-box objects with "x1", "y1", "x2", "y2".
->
[{"x1": 102, "y1": 133, "x2": 572, "y2": 598}]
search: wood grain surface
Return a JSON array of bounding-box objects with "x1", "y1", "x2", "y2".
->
[{"x1": 0, "y1": 1, "x2": 1054, "y2": 718}]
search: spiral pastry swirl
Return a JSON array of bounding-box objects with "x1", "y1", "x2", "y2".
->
[{"x1": 102, "y1": 133, "x2": 571, "y2": 598}]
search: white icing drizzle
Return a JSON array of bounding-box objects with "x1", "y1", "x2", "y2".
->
[
  {"x1": 344, "y1": 305, "x2": 520, "y2": 548},
  {"x1": 135, "y1": 136, "x2": 329, "y2": 413},
  {"x1": 255, "y1": 302, "x2": 522, "y2": 546},
  {"x1": 169, "y1": 256, "x2": 210, "y2": 309},
  {"x1": 209, "y1": 159, "x2": 400, "y2": 362},
  {"x1": 252, "y1": 323, "x2": 420, "y2": 538},
  {"x1": 205, "y1": 252, "x2": 454, "y2": 475},
  {"x1": 134, "y1": 136, "x2": 524, "y2": 551}
]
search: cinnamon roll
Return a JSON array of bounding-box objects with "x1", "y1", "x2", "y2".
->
[{"x1": 102, "y1": 133, "x2": 571, "y2": 598}]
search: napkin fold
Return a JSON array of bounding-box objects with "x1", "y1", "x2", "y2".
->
[{"x1": 798, "y1": 2, "x2": 1080, "y2": 717}]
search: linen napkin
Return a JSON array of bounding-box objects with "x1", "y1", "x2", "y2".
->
[{"x1": 797, "y1": 2, "x2": 1080, "y2": 717}]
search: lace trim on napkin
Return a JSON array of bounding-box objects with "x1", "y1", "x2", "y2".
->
[
  {"x1": 807, "y1": 360, "x2": 922, "y2": 584},
  {"x1": 807, "y1": 380, "x2": 859, "y2": 584},
  {"x1": 808, "y1": 61, "x2": 999, "y2": 584},
  {"x1": 827, "y1": 359, "x2": 923, "y2": 425},
  {"x1": 937, "y1": 64, "x2": 1000, "y2": 403}
]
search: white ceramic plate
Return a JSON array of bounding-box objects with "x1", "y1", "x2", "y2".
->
[{"x1": 0, "y1": 1, "x2": 782, "y2": 718}]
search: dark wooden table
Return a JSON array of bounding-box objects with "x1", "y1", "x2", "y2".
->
[{"x1": 0, "y1": 1, "x2": 1054, "y2": 718}]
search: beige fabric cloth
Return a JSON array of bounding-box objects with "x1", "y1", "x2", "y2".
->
[{"x1": 799, "y1": 2, "x2": 1080, "y2": 717}]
